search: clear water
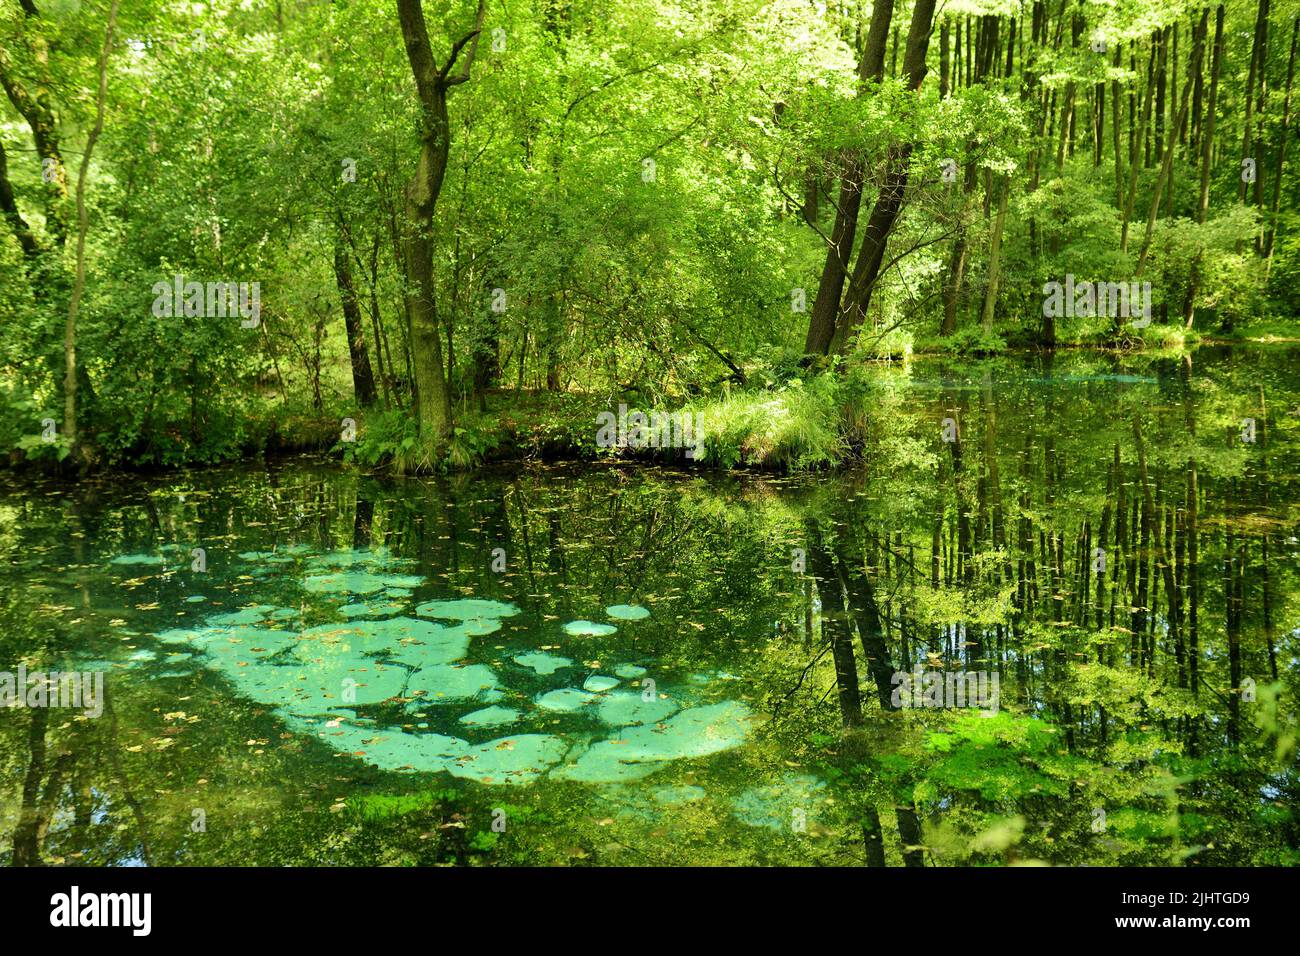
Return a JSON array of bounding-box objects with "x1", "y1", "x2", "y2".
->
[{"x1": 2, "y1": 347, "x2": 1298, "y2": 866}]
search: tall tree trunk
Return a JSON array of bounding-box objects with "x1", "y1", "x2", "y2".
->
[
  {"x1": 1136, "y1": 13, "x2": 1206, "y2": 278},
  {"x1": 980, "y1": 177, "x2": 1009, "y2": 333},
  {"x1": 396, "y1": 0, "x2": 486, "y2": 443},
  {"x1": 1265, "y1": 18, "x2": 1298, "y2": 270},
  {"x1": 833, "y1": 0, "x2": 938, "y2": 353},
  {"x1": 803, "y1": 0, "x2": 896, "y2": 356},
  {"x1": 63, "y1": 0, "x2": 121, "y2": 458},
  {"x1": 333, "y1": 226, "x2": 378, "y2": 407},
  {"x1": 1185, "y1": 5, "x2": 1224, "y2": 327}
]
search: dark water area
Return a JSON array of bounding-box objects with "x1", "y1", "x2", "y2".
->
[{"x1": 1, "y1": 347, "x2": 1297, "y2": 866}]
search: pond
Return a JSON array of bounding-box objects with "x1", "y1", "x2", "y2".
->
[{"x1": 1, "y1": 346, "x2": 1297, "y2": 866}]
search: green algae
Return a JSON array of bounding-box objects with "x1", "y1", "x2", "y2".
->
[{"x1": 653, "y1": 784, "x2": 707, "y2": 805}]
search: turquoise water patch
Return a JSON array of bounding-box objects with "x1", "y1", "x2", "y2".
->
[
  {"x1": 596, "y1": 690, "x2": 679, "y2": 726},
  {"x1": 109, "y1": 553, "x2": 166, "y2": 566},
  {"x1": 583, "y1": 674, "x2": 620, "y2": 692},
  {"x1": 514, "y1": 651, "x2": 571, "y2": 675},
  {"x1": 614, "y1": 664, "x2": 647, "y2": 679},
  {"x1": 209, "y1": 605, "x2": 284, "y2": 626},
  {"x1": 606, "y1": 604, "x2": 650, "y2": 621},
  {"x1": 445, "y1": 734, "x2": 568, "y2": 785},
  {"x1": 303, "y1": 571, "x2": 424, "y2": 596},
  {"x1": 536, "y1": 688, "x2": 597, "y2": 712},
  {"x1": 732, "y1": 773, "x2": 828, "y2": 831},
  {"x1": 406, "y1": 663, "x2": 499, "y2": 702},
  {"x1": 563, "y1": 620, "x2": 617, "y2": 637},
  {"x1": 553, "y1": 701, "x2": 752, "y2": 783},
  {"x1": 298, "y1": 617, "x2": 471, "y2": 665},
  {"x1": 459, "y1": 705, "x2": 521, "y2": 728},
  {"x1": 339, "y1": 599, "x2": 406, "y2": 619},
  {"x1": 415, "y1": 598, "x2": 520, "y2": 621}
]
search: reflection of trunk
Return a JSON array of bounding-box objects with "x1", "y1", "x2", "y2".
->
[
  {"x1": 837, "y1": 551, "x2": 897, "y2": 709},
  {"x1": 1225, "y1": 523, "x2": 1244, "y2": 743},
  {"x1": 896, "y1": 804, "x2": 925, "y2": 867},
  {"x1": 806, "y1": 522, "x2": 863, "y2": 727},
  {"x1": 1132, "y1": 419, "x2": 1180, "y2": 677},
  {"x1": 1187, "y1": 465, "x2": 1199, "y2": 697},
  {"x1": 353, "y1": 496, "x2": 374, "y2": 549},
  {"x1": 862, "y1": 807, "x2": 886, "y2": 866},
  {"x1": 12, "y1": 707, "x2": 70, "y2": 866}
]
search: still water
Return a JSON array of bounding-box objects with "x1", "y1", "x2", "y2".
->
[{"x1": 1, "y1": 348, "x2": 1297, "y2": 866}]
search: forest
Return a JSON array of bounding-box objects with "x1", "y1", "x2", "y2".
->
[
  {"x1": 0, "y1": 0, "x2": 1298, "y2": 871},
  {"x1": 0, "y1": 0, "x2": 1296, "y2": 470}
]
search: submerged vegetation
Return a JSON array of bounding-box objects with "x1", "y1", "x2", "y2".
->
[
  {"x1": 0, "y1": 351, "x2": 1297, "y2": 866},
  {"x1": 0, "y1": 0, "x2": 1298, "y2": 871}
]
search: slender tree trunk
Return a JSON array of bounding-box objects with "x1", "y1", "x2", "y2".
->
[
  {"x1": 1185, "y1": 6, "x2": 1224, "y2": 326},
  {"x1": 333, "y1": 226, "x2": 378, "y2": 407},
  {"x1": 63, "y1": 0, "x2": 121, "y2": 458},
  {"x1": 1265, "y1": 18, "x2": 1298, "y2": 269}
]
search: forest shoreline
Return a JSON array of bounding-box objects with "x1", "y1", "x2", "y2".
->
[{"x1": 9, "y1": 337, "x2": 1293, "y2": 478}]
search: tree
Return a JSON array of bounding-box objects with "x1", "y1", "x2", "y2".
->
[{"x1": 396, "y1": 0, "x2": 486, "y2": 444}]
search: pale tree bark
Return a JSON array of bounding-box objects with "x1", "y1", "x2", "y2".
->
[
  {"x1": 63, "y1": 0, "x2": 121, "y2": 456},
  {"x1": 980, "y1": 177, "x2": 1009, "y2": 333},
  {"x1": 396, "y1": 0, "x2": 486, "y2": 442}
]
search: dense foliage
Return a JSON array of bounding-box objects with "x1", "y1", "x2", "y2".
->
[{"x1": 2, "y1": 0, "x2": 1298, "y2": 468}]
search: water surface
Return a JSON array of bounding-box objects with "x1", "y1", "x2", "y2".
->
[{"x1": 2, "y1": 347, "x2": 1297, "y2": 866}]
